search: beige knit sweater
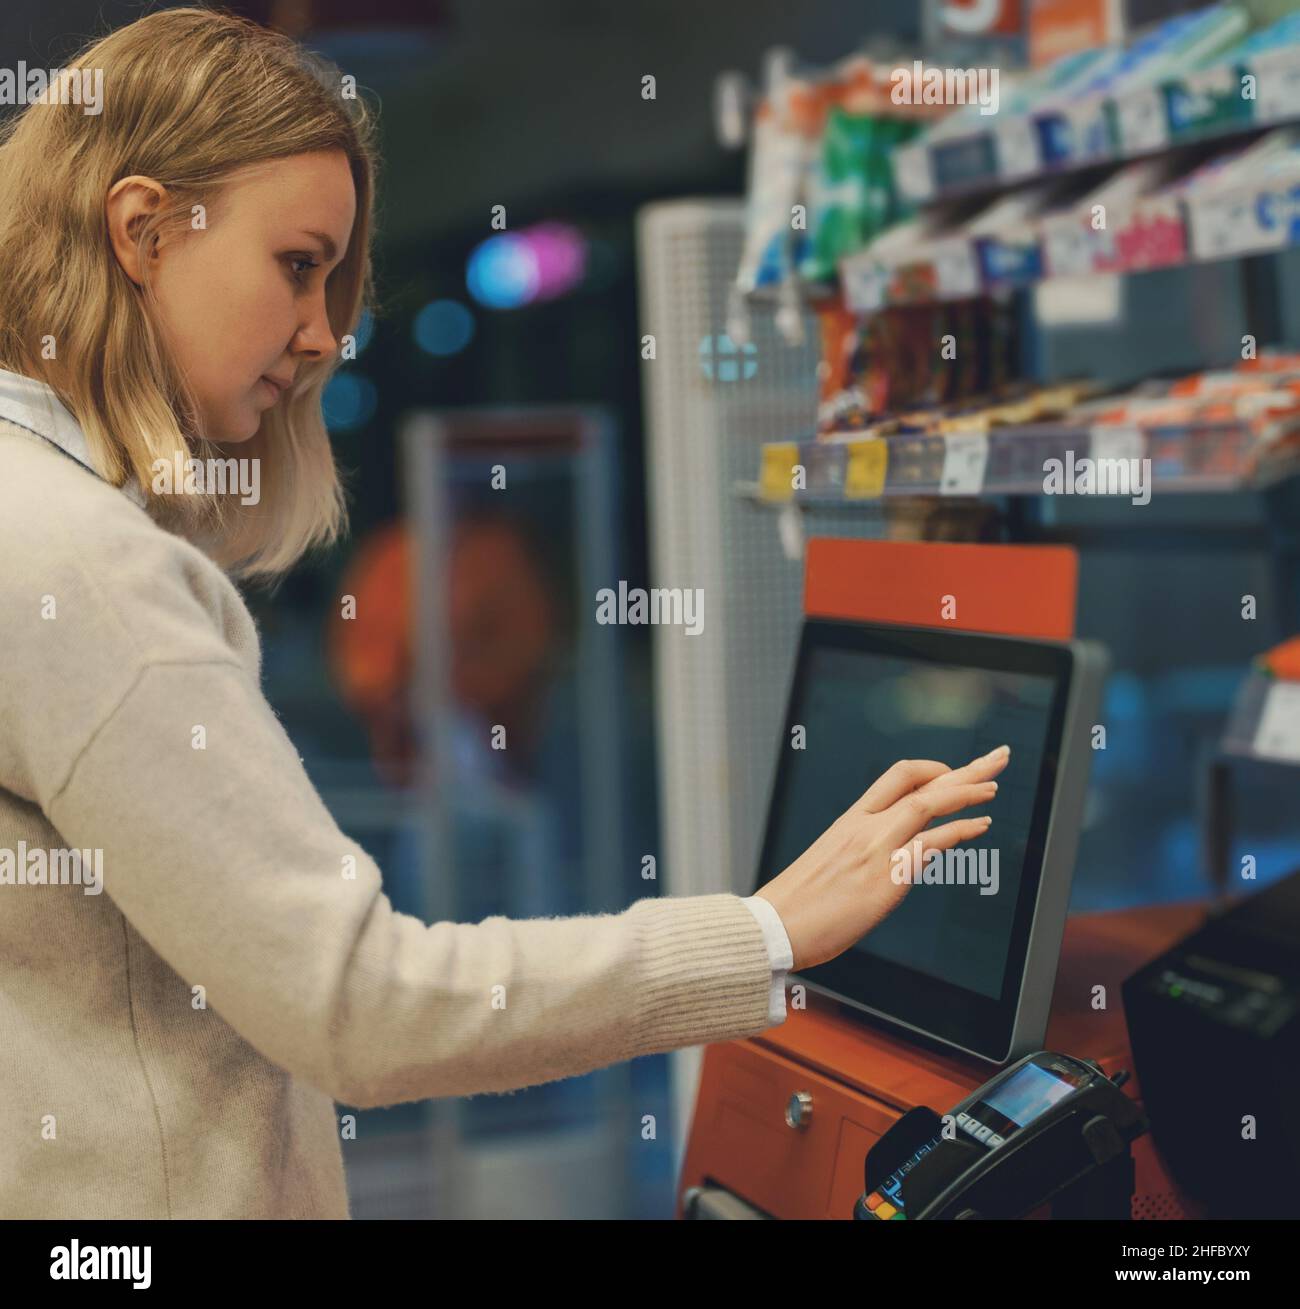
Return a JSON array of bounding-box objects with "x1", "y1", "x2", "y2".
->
[{"x1": 0, "y1": 407, "x2": 777, "y2": 1220}]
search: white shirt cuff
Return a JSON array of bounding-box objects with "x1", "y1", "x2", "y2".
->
[{"x1": 741, "y1": 895, "x2": 794, "y2": 1025}]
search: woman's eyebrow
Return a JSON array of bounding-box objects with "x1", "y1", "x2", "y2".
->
[{"x1": 297, "y1": 229, "x2": 339, "y2": 263}]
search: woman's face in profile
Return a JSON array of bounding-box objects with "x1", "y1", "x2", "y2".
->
[{"x1": 108, "y1": 148, "x2": 356, "y2": 443}]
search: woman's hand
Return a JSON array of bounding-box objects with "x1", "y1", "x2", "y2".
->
[{"x1": 754, "y1": 746, "x2": 1010, "y2": 970}]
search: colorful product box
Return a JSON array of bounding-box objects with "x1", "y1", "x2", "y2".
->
[
  {"x1": 1036, "y1": 97, "x2": 1115, "y2": 165},
  {"x1": 1184, "y1": 130, "x2": 1300, "y2": 258},
  {"x1": 1039, "y1": 211, "x2": 1099, "y2": 277},
  {"x1": 1094, "y1": 193, "x2": 1187, "y2": 272},
  {"x1": 1250, "y1": 45, "x2": 1300, "y2": 125},
  {"x1": 974, "y1": 233, "x2": 1043, "y2": 286},
  {"x1": 1164, "y1": 61, "x2": 1252, "y2": 139}
]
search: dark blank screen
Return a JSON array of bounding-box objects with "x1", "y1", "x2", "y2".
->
[{"x1": 761, "y1": 644, "x2": 1055, "y2": 1001}]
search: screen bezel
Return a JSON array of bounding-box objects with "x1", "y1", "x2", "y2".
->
[{"x1": 751, "y1": 618, "x2": 1076, "y2": 1062}]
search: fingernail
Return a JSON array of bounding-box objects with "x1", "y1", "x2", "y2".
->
[
  {"x1": 985, "y1": 744, "x2": 1010, "y2": 759},
  {"x1": 987, "y1": 781, "x2": 998, "y2": 792},
  {"x1": 978, "y1": 816, "x2": 992, "y2": 827}
]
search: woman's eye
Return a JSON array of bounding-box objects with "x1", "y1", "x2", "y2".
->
[{"x1": 286, "y1": 255, "x2": 319, "y2": 284}]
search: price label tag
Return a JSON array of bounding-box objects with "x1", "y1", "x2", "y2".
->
[
  {"x1": 940, "y1": 433, "x2": 989, "y2": 496},
  {"x1": 1254, "y1": 681, "x2": 1300, "y2": 763},
  {"x1": 893, "y1": 144, "x2": 935, "y2": 203},
  {"x1": 996, "y1": 117, "x2": 1040, "y2": 179},
  {"x1": 1253, "y1": 52, "x2": 1300, "y2": 124},
  {"x1": 840, "y1": 252, "x2": 888, "y2": 313},
  {"x1": 1090, "y1": 425, "x2": 1145, "y2": 464},
  {"x1": 759, "y1": 442, "x2": 799, "y2": 502},
  {"x1": 1116, "y1": 87, "x2": 1169, "y2": 153},
  {"x1": 844, "y1": 438, "x2": 888, "y2": 499}
]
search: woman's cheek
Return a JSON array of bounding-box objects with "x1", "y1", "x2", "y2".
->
[{"x1": 261, "y1": 292, "x2": 300, "y2": 355}]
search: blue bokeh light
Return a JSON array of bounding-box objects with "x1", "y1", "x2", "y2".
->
[
  {"x1": 322, "y1": 372, "x2": 378, "y2": 431},
  {"x1": 351, "y1": 306, "x2": 375, "y2": 355},
  {"x1": 413, "y1": 299, "x2": 476, "y2": 356},
  {"x1": 466, "y1": 234, "x2": 539, "y2": 309}
]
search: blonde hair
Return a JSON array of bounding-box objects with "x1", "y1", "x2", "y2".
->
[{"x1": 0, "y1": 6, "x2": 378, "y2": 583}]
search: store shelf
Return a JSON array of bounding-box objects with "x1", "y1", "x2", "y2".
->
[
  {"x1": 892, "y1": 47, "x2": 1300, "y2": 207},
  {"x1": 748, "y1": 420, "x2": 1299, "y2": 506},
  {"x1": 748, "y1": 146, "x2": 1300, "y2": 316},
  {"x1": 839, "y1": 162, "x2": 1300, "y2": 313}
]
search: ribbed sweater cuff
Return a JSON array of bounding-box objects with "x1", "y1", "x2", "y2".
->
[{"x1": 623, "y1": 892, "x2": 774, "y2": 1057}]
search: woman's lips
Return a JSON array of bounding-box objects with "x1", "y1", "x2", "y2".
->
[{"x1": 260, "y1": 376, "x2": 286, "y2": 399}]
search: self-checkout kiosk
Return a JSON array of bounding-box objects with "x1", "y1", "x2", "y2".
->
[{"x1": 678, "y1": 539, "x2": 1210, "y2": 1221}]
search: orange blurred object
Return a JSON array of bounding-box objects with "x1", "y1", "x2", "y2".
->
[
  {"x1": 327, "y1": 515, "x2": 559, "y2": 785},
  {"x1": 1260, "y1": 637, "x2": 1300, "y2": 681},
  {"x1": 446, "y1": 517, "x2": 555, "y2": 713},
  {"x1": 328, "y1": 519, "x2": 413, "y2": 717}
]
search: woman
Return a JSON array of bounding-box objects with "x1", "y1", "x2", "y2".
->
[{"x1": 0, "y1": 8, "x2": 1005, "y2": 1219}]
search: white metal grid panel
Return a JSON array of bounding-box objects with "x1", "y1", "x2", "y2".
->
[
  {"x1": 636, "y1": 198, "x2": 887, "y2": 1163},
  {"x1": 636, "y1": 198, "x2": 887, "y2": 902}
]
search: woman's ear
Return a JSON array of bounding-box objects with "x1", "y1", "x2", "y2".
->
[{"x1": 105, "y1": 175, "x2": 168, "y2": 285}]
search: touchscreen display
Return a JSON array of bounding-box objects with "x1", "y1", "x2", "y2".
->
[{"x1": 759, "y1": 640, "x2": 1056, "y2": 1001}]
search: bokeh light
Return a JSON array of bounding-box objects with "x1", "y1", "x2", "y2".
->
[
  {"x1": 413, "y1": 299, "x2": 476, "y2": 356},
  {"x1": 322, "y1": 372, "x2": 378, "y2": 431}
]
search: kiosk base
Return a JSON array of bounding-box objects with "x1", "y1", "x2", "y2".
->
[{"x1": 678, "y1": 902, "x2": 1207, "y2": 1220}]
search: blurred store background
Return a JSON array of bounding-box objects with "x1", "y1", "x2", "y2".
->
[{"x1": 7, "y1": 0, "x2": 1299, "y2": 1217}]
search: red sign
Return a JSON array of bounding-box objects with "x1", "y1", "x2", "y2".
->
[{"x1": 940, "y1": 0, "x2": 1023, "y2": 37}]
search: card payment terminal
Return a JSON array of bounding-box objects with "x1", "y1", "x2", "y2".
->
[{"x1": 856, "y1": 1051, "x2": 1148, "y2": 1220}]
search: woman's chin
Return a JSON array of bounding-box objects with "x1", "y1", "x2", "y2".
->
[{"x1": 208, "y1": 408, "x2": 262, "y2": 444}]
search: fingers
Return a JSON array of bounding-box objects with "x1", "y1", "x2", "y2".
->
[
  {"x1": 917, "y1": 744, "x2": 1010, "y2": 792},
  {"x1": 857, "y1": 759, "x2": 950, "y2": 813},
  {"x1": 882, "y1": 779, "x2": 998, "y2": 848},
  {"x1": 905, "y1": 815, "x2": 993, "y2": 857},
  {"x1": 859, "y1": 747, "x2": 1012, "y2": 815}
]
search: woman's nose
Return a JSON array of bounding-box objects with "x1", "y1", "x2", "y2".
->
[{"x1": 294, "y1": 296, "x2": 338, "y2": 361}]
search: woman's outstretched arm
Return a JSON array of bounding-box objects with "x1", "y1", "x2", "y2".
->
[
  {"x1": 0, "y1": 458, "x2": 775, "y2": 1112},
  {"x1": 43, "y1": 656, "x2": 777, "y2": 1108}
]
